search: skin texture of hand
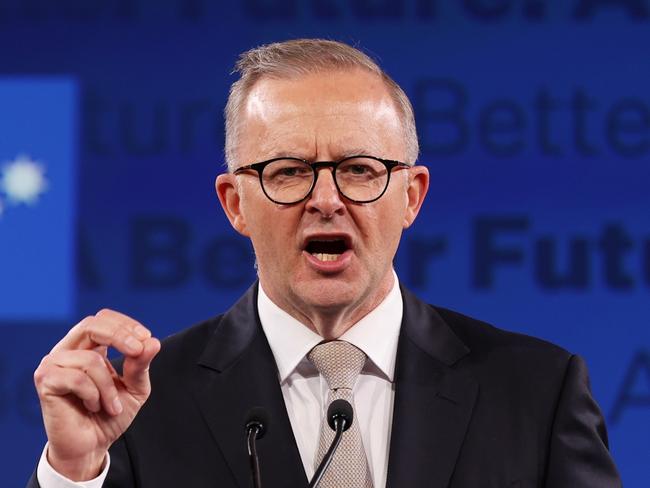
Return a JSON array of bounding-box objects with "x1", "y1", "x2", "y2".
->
[{"x1": 33, "y1": 309, "x2": 161, "y2": 481}]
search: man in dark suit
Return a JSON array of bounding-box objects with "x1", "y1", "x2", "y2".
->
[{"x1": 29, "y1": 39, "x2": 621, "y2": 488}]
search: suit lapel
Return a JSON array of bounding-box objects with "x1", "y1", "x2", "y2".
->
[
  {"x1": 386, "y1": 287, "x2": 478, "y2": 488},
  {"x1": 190, "y1": 284, "x2": 308, "y2": 488}
]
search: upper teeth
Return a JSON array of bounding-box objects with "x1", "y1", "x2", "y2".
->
[{"x1": 313, "y1": 253, "x2": 340, "y2": 262}]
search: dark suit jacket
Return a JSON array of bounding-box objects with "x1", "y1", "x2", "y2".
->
[{"x1": 29, "y1": 283, "x2": 621, "y2": 487}]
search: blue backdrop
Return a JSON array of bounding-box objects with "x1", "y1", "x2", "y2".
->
[{"x1": 1, "y1": 1, "x2": 648, "y2": 486}]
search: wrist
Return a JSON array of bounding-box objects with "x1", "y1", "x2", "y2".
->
[{"x1": 46, "y1": 446, "x2": 107, "y2": 482}]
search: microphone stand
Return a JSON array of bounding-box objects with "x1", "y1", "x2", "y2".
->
[
  {"x1": 308, "y1": 416, "x2": 346, "y2": 488},
  {"x1": 244, "y1": 401, "x2": 350, "y2": 488},
  {"x1": 245, "y1": 408, "x2": 267, "y2": 488},
  {"x1": 308, "y1": 399, "x2": 354, "y2": 487},
  {"x1": 246, "y1": 424, "x2": 263, "y2": 488}
]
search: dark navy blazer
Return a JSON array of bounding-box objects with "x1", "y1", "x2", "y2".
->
[{"x1": 28, "y1": 283, "x2": 622, "y2": 487}]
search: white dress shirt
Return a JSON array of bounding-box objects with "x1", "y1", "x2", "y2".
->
[
  {"x1": 258, "y1": 274, "x2": 402, "y2": 487},
  {"x1": 37, "y1": 273, "x2": 403, "y2": 488}
]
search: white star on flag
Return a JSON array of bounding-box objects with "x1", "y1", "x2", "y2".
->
[{"x1": 0, "y1": 154, "x2": 48, "y2": 206}]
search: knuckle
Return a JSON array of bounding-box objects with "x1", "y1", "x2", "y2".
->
[
  {"x1": 76, "y1": 315, "x2": 95, "y2": 333},
  {"x1": 72, "y1": 371, "x2": 88, "y2": 389},
  {"x1": 113, "y1": 327, "x2": 130, "y2": 344},
  {"x1": 33, "y1": 357, "x2": 53, "y2": 386},
  {"x1": 116, "y1": 314, "x2": 137, "y2": 330},
  {"x1": 88, "y1": 351, "x2": 105, "y2": 368},
  {"x1": 33, "y1": 366, "x2": 46, "y2": 386},
  {"x1": 87, "y1": 320, "x2": 118, "y2": 344},
  {"x1": 96, "y1": 308, "x2": 113, "y2": 317},
  {"x1": 78, "y1": 315, "x2": 95, "y2": 327},
  {"x1": 40, "y1": 374, "x2": 58, "y2": 392}
]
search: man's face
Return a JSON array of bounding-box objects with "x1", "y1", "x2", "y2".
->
[{"x1": 217, "y1": 69, "x2": 428, "y2": 328}]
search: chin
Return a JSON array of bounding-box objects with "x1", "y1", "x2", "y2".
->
[{"x1": 293, "y1": 278, "x2": 362, "y2": 310}]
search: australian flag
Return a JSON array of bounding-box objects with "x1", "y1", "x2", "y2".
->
[{"x1": 0, "y1": 79, "x2": 78, "y2": 321}]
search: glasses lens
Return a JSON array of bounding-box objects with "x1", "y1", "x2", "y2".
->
[
  {"x1": 336, "y1": 157, "x2": 389, "y2": 202},
  {"x1": 261, "y1": 159, "x2": 313, "y2": 203}
]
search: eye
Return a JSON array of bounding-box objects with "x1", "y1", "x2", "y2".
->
[
  {"x1": 348, "y1": 164, "x2": 369, "y2": 175},
  {"x1": 279, "y1": 167, "x2": 300, "y2": 177},
  {"x1": 265, "y1": 160, "x2": 312, "y2": 180},
  {"x1": 277, "y1": 166, "x2": 311, "y2": 177},
  {"x1": 338, "y1": 158, "x2": 384, "y2": 179}
]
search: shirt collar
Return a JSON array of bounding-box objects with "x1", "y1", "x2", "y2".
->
[{"x1": 257, "y1": 271, "x2": 403, "y2": 384}]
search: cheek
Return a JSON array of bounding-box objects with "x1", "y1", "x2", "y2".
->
[
  {"x1": 354, "y1": 206, "x2": 402, "y2": 249},
  {"x1": 243, "y1": 205, "x2": 302, "y2": 258},
  {"x1": 372, "y1": 201, "x2": 409, "y2": 248}
]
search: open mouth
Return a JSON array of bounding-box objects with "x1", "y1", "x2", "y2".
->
[{"x1": 305, "y1": 237, "x2": 350, "y2": 262}]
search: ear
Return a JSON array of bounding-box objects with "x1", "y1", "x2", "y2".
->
[
  {"x1": 402, "y1": 165, "x2": 429, "y2": 229},
  {"x1": 216, "y1": 173, "x2": 250, "y2": 236}
]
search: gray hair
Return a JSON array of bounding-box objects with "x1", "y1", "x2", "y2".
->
[{"x1": 224, "y1": 39, "x2": 419, "y2": 170}]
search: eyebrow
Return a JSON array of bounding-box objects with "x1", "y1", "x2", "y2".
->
[
  {"x1": 265, "y1": 149, "x2": 378, "y2": 161},
  {"x1": 336, "y1": 148, "x2": 377, "y2": 159}
]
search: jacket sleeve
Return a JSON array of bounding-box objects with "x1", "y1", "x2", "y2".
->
[{"x1": 544, "y1": 354, "x2": 622, "y2": 487}]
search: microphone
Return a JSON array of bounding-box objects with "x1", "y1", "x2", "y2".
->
[
  {"x1": 308, "y1": 399, "x2": 354, "y2": 488},
  {"x1": 244, "y1": 407, "x2": 269, "y2": 488}
]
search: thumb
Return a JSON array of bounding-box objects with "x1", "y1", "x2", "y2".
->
[{"x1": 122, "y1": 337, "x2": 161, "y2": 398}]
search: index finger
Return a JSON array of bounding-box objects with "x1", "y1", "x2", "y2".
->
[
  {"x1": 52, "y1": 314, "x2": 150, "y2": 356},
  {"x1": 94, "y1": 309, "x2": 152, "y2": 340}
]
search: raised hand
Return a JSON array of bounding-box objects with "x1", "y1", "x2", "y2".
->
[{"x1": 33, "y1": 309, "x2": 161, "y2": 481}]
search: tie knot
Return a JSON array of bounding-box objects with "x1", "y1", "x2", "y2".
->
[{"x1": 308, "y1": 340, "x2": 366, "y2": 391}]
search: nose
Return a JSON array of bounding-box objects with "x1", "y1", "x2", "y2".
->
[{"x1": 304, "y1": 167, "x2": 345, "y2": 217}]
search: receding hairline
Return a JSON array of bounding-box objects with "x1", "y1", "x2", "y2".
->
[
  {"x1": 224, "y1": 39, "x2": 419, "y2": 169},
  {"x1": 241, "y1": 66, "x2": 404, "y2": 112}
]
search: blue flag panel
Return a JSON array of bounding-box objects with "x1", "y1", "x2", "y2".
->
[{"x1": 0, "y1": 79, "x2": 77, "y2": 321}]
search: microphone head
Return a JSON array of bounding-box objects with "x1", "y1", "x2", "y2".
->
[
  {"x1": 327, "y1": 399, "x2": 353, "y2": 432},
  {"x1": 245, "y1": 406, "x2": 269, "y2": 439}
]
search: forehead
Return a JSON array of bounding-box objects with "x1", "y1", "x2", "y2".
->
[{"x1": 237, "y1": 69, "x2": 406, "y2": 162}]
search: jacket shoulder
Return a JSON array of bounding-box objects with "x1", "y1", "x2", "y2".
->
[
  {"x1": 431, "y1": 305, "x2": 574, "y2": 375},
  {"x1": 436, "y1": 306, "x2": 569, "y2": 354}
]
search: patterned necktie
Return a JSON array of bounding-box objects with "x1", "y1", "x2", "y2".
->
[{"x1": 308, "y1": 340, "x2": 374, "y2": 488}]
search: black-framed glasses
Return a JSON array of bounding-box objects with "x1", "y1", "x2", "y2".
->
[{"x1": 233, "y1": 155, "x2": 411, "y2": 204}]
